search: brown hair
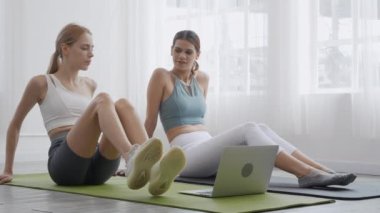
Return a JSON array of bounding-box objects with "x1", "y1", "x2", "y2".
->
[
  {"x1": 172, "y1": 30, "x2": 201, "y2": 74},
  {"x1": 47, "y1": 23, "x2": 91, "y2": 74}
]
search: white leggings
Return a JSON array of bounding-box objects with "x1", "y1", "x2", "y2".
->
[{"x1": 171, "y1": 122, "x2": 297, "y2": 178}]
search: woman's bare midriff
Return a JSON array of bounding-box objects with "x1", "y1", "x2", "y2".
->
[
  {"x1": 166, "y1": 124, "x2": 208, "y2": 142},
  {"x1": 48, "y1": 125, "x2": 73, "y2": 139}
]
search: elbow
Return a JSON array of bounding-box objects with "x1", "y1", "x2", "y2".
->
[{"x1": 144, "y1": 119, "x2": 157, "y2": 138}]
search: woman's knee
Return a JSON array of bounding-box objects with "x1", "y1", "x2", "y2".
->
[
  {"x1": 246, "y1": 122, "x2": 273, "y2": 134},
  {"x1": 93, "y1": 92, "x2": 114, "y2": 108},
  {"x1": 115, "y1": 98, "x2": 135, "y2": 113},
  {"x1": 94, "y1": 92, "x2": 113, "y2": 102},
  {"x1": 241, "y1": 122, "x2": 259, "y2": 131},
  {"x1": 257, "y1": 123, "x2": 270, "y2": 131}
]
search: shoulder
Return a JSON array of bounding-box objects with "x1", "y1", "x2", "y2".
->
[
  {"x1": 152, "y1": 67, "x2": 171, "y2": 78},
  {"x1": 195, "y1": 70, "x2": 209, "y2": 84},
  {"x1": 150, "y1": 68, "x2": 172, "y2": 83},
  {"x1": 24, "y1": 75, "x2": 48, "y2": 101},
  {"x1": 29, "y1": 75, "x2": 47, "y2": 90}
]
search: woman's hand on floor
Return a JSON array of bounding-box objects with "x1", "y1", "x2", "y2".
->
[{"x1": 0, "y1": 172, "x2": 13, "y2": 184}]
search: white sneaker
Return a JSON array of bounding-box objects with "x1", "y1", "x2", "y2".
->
[
  {"x1": 148, "y1": 146, "x2": 186, "y2": 196},
  {"x1": 126, "y1": 138, "x2": 163, "y2": 190}
]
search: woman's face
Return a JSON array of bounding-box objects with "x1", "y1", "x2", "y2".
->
[
  {"x1": 171, "y1": 39, "x2": 199, "y2": 72},
  {"x1": 62, "y1": 32, "x2": 94, "y2": 71}
]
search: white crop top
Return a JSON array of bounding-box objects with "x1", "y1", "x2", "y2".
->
[{"x1": 39, "y1": 74, "x2": 91, "y2": 132}]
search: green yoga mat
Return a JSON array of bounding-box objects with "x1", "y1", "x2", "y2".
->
[{"x1": 7, "y1": 173, "x2": 334, "y2": 213}]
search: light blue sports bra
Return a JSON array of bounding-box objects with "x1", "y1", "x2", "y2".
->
[{"x1": 159, "y1": 75, "x2": 206, "y2": 132}]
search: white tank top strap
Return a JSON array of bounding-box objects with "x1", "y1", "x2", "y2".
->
[{"x1": 39, "y1": 74, "x2": 91, "y2": 132}]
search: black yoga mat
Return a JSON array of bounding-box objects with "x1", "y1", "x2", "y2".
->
[{"x1": 175, "y1": 175, "x2": 380, "y2": 200}]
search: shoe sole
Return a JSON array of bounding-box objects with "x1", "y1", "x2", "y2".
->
[
  {"x1": 127, "y1": 138, "x2": 163, "y2": 190},
  {"x1": 148, "y1": 147, "x2": 186, "y2": 196}
]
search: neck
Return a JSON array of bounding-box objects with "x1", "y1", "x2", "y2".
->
[
  {"x1": 54, "y1": 66, "x2": 80, "y2": 85},
  {"x1": 171, "y1": 69, "x2": 192, "y2": 85}
]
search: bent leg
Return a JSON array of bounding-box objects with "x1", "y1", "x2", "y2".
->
[
  {"x1": 115, "y1": 98, "x2": 148, "y2": 144},
  {"x1": 48, "y1": 133, "x2": 92, "y2": 185},
  {"x1": 61, "y1": 93, "x2": 162, "y2": 188},
  {"x1": 84, "y1": 148, "x2": 121, "y2": 185},
  {"x1": 67, "y1": 93, "x2": 132, "y2": 159},
  {"x1": 98, "y1": 98, "x2": 148, "y2": 160}
]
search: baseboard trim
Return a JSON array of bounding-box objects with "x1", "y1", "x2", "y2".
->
[{"x1": 318, "y1": 159, "x2": 380, "y2": 175}]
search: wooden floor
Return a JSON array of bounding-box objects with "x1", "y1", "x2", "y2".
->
[{"x1": 1, "y1": 164, "x2": 380, "y2": 213}]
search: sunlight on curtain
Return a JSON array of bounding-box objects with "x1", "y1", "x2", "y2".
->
[
  {"x1": 307, "y1": 0, "x2": 380, "y2": 140},
  {"x1": 124, "y1": 0, "x2": 166, "y2": 116},
  {"x1": 0, "y1": 0, "x2": 132, "y2": 136},
  {"x1": 0, "y1": 0, "x2": 10, "y2": 136},
  {"x1": 352, "y1": 0, "x2": 380, "y2": 139},
  {"x1": 2, "y1": 0, "x2": 380, "y2": 143},
  {"x1": 123, "y1": 0, "x2": 168, "y2": 141},
  {"x1": 156, "y1": 0, "x2": 380, "y2": 140},
  {"x1": 0, "y1": 0, "x2": 4, "y2": 96},
  {"x1": 156, "y1": 0, "x2": 305, "y2": 135}
]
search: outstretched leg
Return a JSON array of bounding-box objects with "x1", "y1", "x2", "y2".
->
[
  {"x1": 275, "y1": 151, "x2": 356, "y2": 188},
  {"x1": 291, "y1": 150, "x2": 335, "y2": 174},
  {"x1": 174, "y1": 122, "x2": 356, "y2": 187},
  {"x1": 258, "y1": 124, "x2": 335, "y2": 173}
]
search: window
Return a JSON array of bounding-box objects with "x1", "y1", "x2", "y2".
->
[
  {"x1": 313, "y1": 0, "x2": 380, "y2": 93},
  {"x1": 164, "y1": 0, "x2": 268, "y2": 96}
]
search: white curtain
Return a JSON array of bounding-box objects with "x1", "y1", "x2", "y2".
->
[
  {"x1": 0, "y1": 0, "x2": 141, "y2": 162},
  {"x1": 124, "y1": 0, "x2": 168, "y2": 140},
  {"x1": 0, "y1": 0, "x2": 169, "y2": 143},
  {"x1": 0, "y1": 0, "x2": 133, "y2": 137},
  {"x1": 152, "y1": 0, "x2": 380, "y2": 142},
  {"x1": 3, "y1": 0, "x2": 379, "y2": 138},
  {"x1": 0, "y1": 0, "x2": 7, "y2": 136},
  {"x1": 1, "y1": 0, "x2": 380, "y2": 168},
  {"x1": 352, "y1": 0, "x2": 380, "y2": 140},
  {"x1": 152, "y1": 0, "x2": 305, "y2": 136}
]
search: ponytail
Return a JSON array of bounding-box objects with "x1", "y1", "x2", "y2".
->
[
  {"x1": 46, "y1": 23, "x2": 91, "y2": 74},
  {"x1": 191, "y1": 61, "x2": 199, "y2": 75},
  {"x1": 47, "y1": 50, "x2": 60, "y2": 74}
]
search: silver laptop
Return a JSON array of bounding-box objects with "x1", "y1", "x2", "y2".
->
[{"x1": 180, "y1": 145, "x2": 278, "y2": 198}]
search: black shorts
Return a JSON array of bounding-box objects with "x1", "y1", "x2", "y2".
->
[{"x1": 48, "y1": 131, "x2": 120, "y2": 185}]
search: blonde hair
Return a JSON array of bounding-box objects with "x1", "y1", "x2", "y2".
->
[{"x1": 47, "y1": 23, "x2": 91, "y2": 74}]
